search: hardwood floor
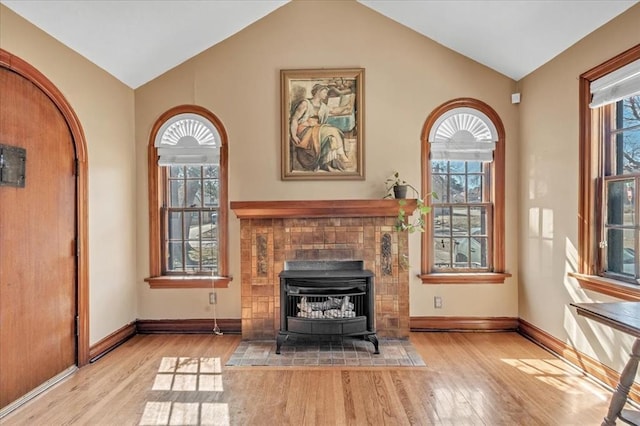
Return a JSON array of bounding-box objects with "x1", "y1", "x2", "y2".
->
[{"x1": 1, "y1": 332, "x2": 627, "y2": 425}]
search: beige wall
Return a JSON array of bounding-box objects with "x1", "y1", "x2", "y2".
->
[
  {"x1": 135, "y1": 0, "x2": 520, "y2": 320},
  {"x1": 1, "y1": 5, "x2": 137, "y2": 344},
  {"x1": 519, "y1": 3, "x2": 640, "y2": 373}
]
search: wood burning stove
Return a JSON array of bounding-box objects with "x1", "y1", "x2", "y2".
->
[{"x1": 276, "y1": 260, "x2": 378, "y2": 354}]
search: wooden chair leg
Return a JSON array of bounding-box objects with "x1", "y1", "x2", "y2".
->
[{"x1": 602, "y1": 339, "x2": 640, "y2": 426}]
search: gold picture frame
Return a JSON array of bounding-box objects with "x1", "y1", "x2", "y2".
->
[{"x1": 281, "y1": 68, "x2": 365, "y2": 180}]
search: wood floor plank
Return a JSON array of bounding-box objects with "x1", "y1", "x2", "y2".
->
[{"x1": 1, "y1": 332, "x2": 630, "y2": 425}]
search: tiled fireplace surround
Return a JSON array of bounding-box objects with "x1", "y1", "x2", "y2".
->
[{"x1": 230, "y1": 199, "x2": 417, "y2": 340}]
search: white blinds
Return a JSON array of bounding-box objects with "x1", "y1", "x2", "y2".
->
[
  {"x1": 156, "y1": 149, "x2": 220, "y2": 166},
  {"x1": 154, "y1": 114, "x2": 220, "y2": 166},
  {"x1": 430, "y1": 141, "x2": 496, "y2": 161},
  {"x1": 590, "y1": 58, "x2": 640, "y2": 108}
]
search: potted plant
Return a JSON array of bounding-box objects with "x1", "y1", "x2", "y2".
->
[{"x1": 384, "y1": 171, "x2": 433, "y2": 233}]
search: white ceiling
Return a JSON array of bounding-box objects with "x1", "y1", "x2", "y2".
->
[{"x1": 1, "y1": 0, "x2": 637, "y2": 89}]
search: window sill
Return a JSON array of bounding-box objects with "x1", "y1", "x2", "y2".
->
[
  {"x1": 419, "y1": 272, "x2": 512, "y2": 284},
  {"x1": 568, "y1": 272, "x2": 640, "y2": 301},
  {"x1": 144, "y1": 276, "x2": 232, "y2": 289}
]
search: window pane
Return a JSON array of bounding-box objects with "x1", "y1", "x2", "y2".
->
[
  {"x1": 186, "y1": 212, "x2": 203, "y2": 269},
  {"x1": 201, "y1": 211, "x2": 218, "y2": 272},
  {"x1": 203, "y1": 165, "x2": 218, "y2": 178},
  {"x1": 475, "y1": 237, "x2": 488, "y2": 268},
  {"x1": 186, "y1": 166, "x2": 201, "y2": 178},
  {"x1": 432, "y1": 160, "x2": 447, "y2": 174},
  {"x1": 621, "y1": 129, "x2": 640, "y2": 175},
  {"x1": 434, "y1": 237, "x2": 452, "y2": 268},
  {"x1": 467, "y1": 161, "x2": 482, "y2": 173},
  {"x1": 184, "y1": 180, "x2": 202, "y2": 208},
  {"x1": 169, "y1": 166, "x2": 184, "y2": 178},
  {"x1": 167, "y1": 241, "x2": 183, "y2": 272},
  {"x1": 449, "y1": 161, "x2": 465, "y2": 173},
  {"x1": 451, "y1": 206, "x2": 469, "y2": 234},
  {"x1": 468, "y1": 175, "x2": 482, "y2": 202},
  {"x1": 433, "y1": 207, "x2": 451, "y2": 237},
  {"x1": 470, "y1": 206, "x2": 488, "y2": 234},
  {"x1": 168, "y1": 212, "x2": 182, "y2": 240},
  {"x1": 453, "y1": 237, "x2": 487, "y2": 268},
  {"x1": 606, "y1": 179, "x2": 635, "y2": 226},
  {"x1": 450, "y1": 175, "x2": 465, "y2": 203},
  {"x1": 167, "y1": 177, "x2": 203, "y2": 208},
  {"x1": 432, "y1": 174, "x2": 449, "y2": 203},
  {"x1": 453, "y1": 237, "x2": 469, "y2": 268},
  {"x1": 169, "y1": 179, "x2": 185, "y2": 207},
  {"x1": 620, "y1": 95, "x2": 640, "y2": 130},
  {"x1": 203, "y1": 179, "x2": 218, "y2": 206},
  {"x1": 454, "y1": 236, "x2": 484, "y2": 268},
  {"x1": 606, "y1": 228, "x2": 636, "y2": 277},
  {"x1": 432, "y1": 161, "x2": 448, "y2": 203}
]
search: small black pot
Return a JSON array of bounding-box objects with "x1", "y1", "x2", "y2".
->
[{"x1": 393, "y1": 185, "x2": 408, "y2": 199}]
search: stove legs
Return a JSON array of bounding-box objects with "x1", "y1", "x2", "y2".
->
[
  {"x1": 275, "y1": 333, "x2": 288, "y2": 354},
  {"x1": 366, "y1": 334, "x2": 379, "y2": 354}
]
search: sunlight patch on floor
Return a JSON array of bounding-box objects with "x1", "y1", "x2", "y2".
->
[
  {"x1": 139, "y1": 402, "x2": 229, "y2": 426},
  {"x1": 152, "y1": 357, "x2": 223, "y2": 391},
  {"x1": 501, "y1": 358, "x2": 609, "y2": 399},
  {"x1": 141, "y1": 357, "x2": 228, "y2": 425}
]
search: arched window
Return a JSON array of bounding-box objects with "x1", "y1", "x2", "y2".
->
[
  {"x1": 145, "y1": 105, "x2": 230, "y2": 288},
  {"x1": 420, "y1": 98, "x2": 510, "y2": 284}
]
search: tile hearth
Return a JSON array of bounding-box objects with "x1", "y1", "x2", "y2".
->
[{"x1": 225, "y1": 338, "x2": 426, "y2": 367}]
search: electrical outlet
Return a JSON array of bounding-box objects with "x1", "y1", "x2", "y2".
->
[
  {"x1": 434, "y1": 296, "x2": 443, "y2": 309},
  {"x1": 209, "y1": 292, "x2": 217, "y2": 304}
]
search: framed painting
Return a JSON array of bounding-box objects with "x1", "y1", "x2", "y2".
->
[{"x1": 281, "y1": 68, "x2": 365, "y2": 180}]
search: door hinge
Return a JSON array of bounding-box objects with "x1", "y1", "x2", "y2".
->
[{"x1": 76, "y1": 315, "x2": 80, "y2": 336}]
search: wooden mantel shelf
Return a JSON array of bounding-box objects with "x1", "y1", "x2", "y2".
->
[{"x1": 230, "y1": 199, "x2": 417, "y2": 219}]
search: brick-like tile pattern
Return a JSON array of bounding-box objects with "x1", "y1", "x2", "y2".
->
[
  {"x1": 225, "y1": 338, "x2": 426, "y2": 367},
  {"x1": 239, "y1": 216, "x2": 410, "y2": 339}
]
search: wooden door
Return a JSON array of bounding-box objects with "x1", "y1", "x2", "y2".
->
[{"x1": 0, "y1": 67, "x2": 77, "y2": 408}]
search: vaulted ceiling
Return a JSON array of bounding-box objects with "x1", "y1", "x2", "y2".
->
[{"x1": 1, "y1": 0, "x2": 637, "y2": 88}]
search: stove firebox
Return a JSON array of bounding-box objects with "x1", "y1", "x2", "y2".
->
[{"x1": 276, "y1": 260, "x2": 378, "y2": 354}]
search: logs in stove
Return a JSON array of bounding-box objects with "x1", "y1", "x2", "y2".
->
[{"x1": 276, "y1": 260, "x2": 378, "y2": 354}]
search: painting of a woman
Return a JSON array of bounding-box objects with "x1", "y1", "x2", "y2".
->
[
  {"x1": 281, "y1": 68, "x2": 364, "y2": 180},
  {"x1": 289, "y1": 84, "x2": 350, "y2": 172}
]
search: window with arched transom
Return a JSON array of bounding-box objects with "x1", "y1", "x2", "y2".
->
[
  {"x1": 145, "y1": 105, "x2": 230, "y2": 288},
  {"x1": 420, "y1": 98, "x2": 510, "y2": 284}
]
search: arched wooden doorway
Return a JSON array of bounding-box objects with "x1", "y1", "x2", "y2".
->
[{"x1": 0, "y1": 49, "x2": 89, "y2": 413}]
